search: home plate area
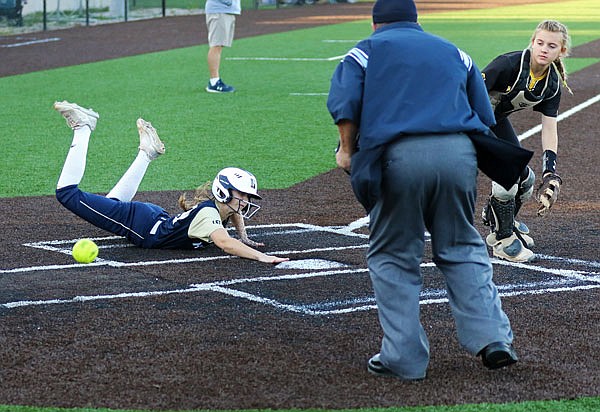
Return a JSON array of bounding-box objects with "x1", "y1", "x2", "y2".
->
[{"x1": 4, "y1": 222, "x2": 599, "y2": 314}]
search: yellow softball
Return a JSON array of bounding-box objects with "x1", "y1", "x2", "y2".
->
[{"x1": 72, "y1": 238, "x2": 99, "y2": 264}]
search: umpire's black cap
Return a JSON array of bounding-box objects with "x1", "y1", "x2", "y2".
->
[{"x1": 372, "y1": 0, "x2": 418, "y2": 24}]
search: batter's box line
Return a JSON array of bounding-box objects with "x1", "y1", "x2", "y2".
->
[
  {"x1": 5, "y1": 223, "x2": 367, "y2": 274},
  {"x1": 491, "y1": 258, "x2": 600, "y2": 283},
  {"x1": 187, "y1": 264, "x2": 600, "y2": 315},
  {"x1": 2, "y1": 264, "x2": 600, "y2": 312},
  {"x1": 176, "y1": 284, "x2": 600, "y2": 317}
]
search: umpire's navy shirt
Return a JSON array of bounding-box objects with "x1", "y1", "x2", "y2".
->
[{"x1": 327, "y1": 22, "x2": 496, "y2": 151}]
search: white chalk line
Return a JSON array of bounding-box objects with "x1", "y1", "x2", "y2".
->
[
  {"x1": 257, "y1": 45, "x2": 600, "y2": 127},
  {"x1": 518, "y1": 93, "x2": 600, "y2": 141},
  {"x1": 4, "y1": 223, "x2": 368, "y2": 274},
  {"x1": 0, "y1": 37, "x2": 61, "y2": 48},
  {"x1": 2, "y1": 222, "x2": 598, "y2": 314},
  {"x1": 2, "y1": 254, "x2": 598, "y2": 313},
  {"x1": 227, "y1": 54, "x2": 344, "y2": 62},
  {"x1": 322, "y1": 40, "x2": 361, "y2": 43}
]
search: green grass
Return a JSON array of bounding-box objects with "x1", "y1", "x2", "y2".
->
[
  {"x1": 2, "y1": 397, "x2": 600, "y2": 411},
  {"x1": 1, "y1": 0, "x2": 599, "y2": 198}
]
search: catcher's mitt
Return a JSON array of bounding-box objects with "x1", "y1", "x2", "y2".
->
[{"x1": 536, "y1": 172, "x2": 562, "y2": 217}]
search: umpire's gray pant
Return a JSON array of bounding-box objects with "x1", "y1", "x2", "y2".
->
[{"x1": 368, "y1": 133, "x2": 513, "y2": 380}]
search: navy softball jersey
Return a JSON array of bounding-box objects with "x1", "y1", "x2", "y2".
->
[{"x1": 56, "y1": 185, "x2": 225, "y2": 249}]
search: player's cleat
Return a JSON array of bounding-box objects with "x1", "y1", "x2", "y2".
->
[
  {"x1": 487, "y1": 229, "x2": 534, "y2": 249},
  {"x1": 487, "y1": 233, "x2": 534, "y2": 262},
  {"x1": 53, "y1": 101, "x2": 99, "y2": 131},
  {"x1": 206, "y1": 79, "x2": 235, "y2": 93},
  {"x1": 513, "y1": 220, "x2": 534, "y2": 247},
  {"x1": 514, "y1": 231, "x2": 534, "y2": 249},
  {"x1": 479, "y1": 342, "x2": 518, "y2": 369},
  {"x1": 367, "y1": 354, "x2": 425, "y2": 381},
  {"x1": 514, "y1": 220, "x2": 530, "y2": 235},
  {"x1": 137, "y1": 118, "x2": 165, "y2": 160}
]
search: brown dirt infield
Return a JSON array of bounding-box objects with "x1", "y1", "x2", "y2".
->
[{"x1": 0, "y1": 2, "x2": 599, "y2": 411}]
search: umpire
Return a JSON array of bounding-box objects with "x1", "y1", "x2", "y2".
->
[{"x1": 327, "y1": 0, "x2": 521, "y2": 380}]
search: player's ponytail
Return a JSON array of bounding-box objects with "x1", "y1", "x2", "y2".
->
[
  {"x1": 553, "y1": 59, "x2": 573, "y2": 95},
  {"x1": 178, "y1": 181, "x2": 213, "y2": 211}
]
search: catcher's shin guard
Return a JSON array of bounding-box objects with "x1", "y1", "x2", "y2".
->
[
  {"x1": 515, "y1": 167, "x2": 535, "y2": 217},
  {"x1": 484, "y1": 196, "x2": 516, "y2": 240},
  {"x1": 484, "y1": 196, "x2": 534, "y2": 262}
]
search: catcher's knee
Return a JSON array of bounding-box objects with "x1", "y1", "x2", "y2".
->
[
  {"x1": 517, "y1": 166, "x2": 535, "y2": 202},
  {"x1": 491, "y1": 181, "x2": 518, "y2": 201}
]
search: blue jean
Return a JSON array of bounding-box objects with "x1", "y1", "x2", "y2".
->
[{"x1": 368, "y1": 133, "x2": 513, "y2": 379}]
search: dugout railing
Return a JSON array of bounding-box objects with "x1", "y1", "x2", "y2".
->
[
  {"x1": 0, "y1": 0, "x2": 336, "y2": 33},
  {"x1": 0, "y1": 0, "x2": 23, "y2": 26}
]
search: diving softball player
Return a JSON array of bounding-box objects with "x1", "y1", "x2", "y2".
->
[
  {"x1": 54, "y1": 101, "x2": 288, "y2": 264},
  {"x1": 481, "y1": 20, "x2": 570, "y2": 262}
]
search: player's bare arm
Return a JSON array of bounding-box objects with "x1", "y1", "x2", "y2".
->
[
  {"x1": 540, "y1": 115, "x2": 559, "y2": 153},
  {"x1": 230, "y1": 212, "x2": 264, "y2": 247},
  {"x1": 210, "y1": 227, "x2": 288, "y2": 264}
]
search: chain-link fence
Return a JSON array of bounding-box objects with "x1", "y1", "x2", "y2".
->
[{"x1": 0, "y1": 0, "x2": 337, "y2": 34}]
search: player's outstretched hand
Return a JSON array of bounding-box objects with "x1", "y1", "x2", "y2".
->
[
  {"x1": 264, "y1": 255, "x2": 289, "y2": 264},
  {"x1": 536, "y1": 172, "x2": 562, "y2": 217}
]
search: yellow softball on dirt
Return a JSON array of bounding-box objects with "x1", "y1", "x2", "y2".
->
[{"x1": 72, "y1": 238, "x2": 99, "y2": 264}]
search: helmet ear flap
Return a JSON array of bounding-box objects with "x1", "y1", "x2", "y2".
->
[{"x1": 212, "y1": 177, "x2": 232, "y2": 203}]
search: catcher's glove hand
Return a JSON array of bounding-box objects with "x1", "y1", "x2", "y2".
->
[{"x1": 536, "y1": 172, "x2": 562, "y2": 217}]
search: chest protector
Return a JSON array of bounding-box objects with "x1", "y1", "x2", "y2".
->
[{"x1": 490, "y1": 48, "x2": 560, "y2": 116}]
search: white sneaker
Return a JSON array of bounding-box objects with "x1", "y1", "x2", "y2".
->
[
  {"x1": 53, "y1": 100, "x2": 99, "y2": 131},
  {"x1": 137, "y1": 118, "x2": 165, "y2": 160},
  {"x1": 487, "y1": 233, "x2": 534, "y2": 263}
]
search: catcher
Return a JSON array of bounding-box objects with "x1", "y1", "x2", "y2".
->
[
  {"x1": 53, "y1": 100, "x2": 288, "y2": 264},
  {"x1": 481, "y1": 20, "x2": 570, "y2": 262}
]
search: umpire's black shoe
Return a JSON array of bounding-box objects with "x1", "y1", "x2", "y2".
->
[
  {"x1": 479, "y1": 342, "x2": 518, "y2": 369},
  {"x1": 367, "y1": 354, "x2": 425, "y2": 381}
]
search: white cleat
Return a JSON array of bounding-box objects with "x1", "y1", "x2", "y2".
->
[
  {"x1": 53, "y1": 100, "x2": 99, "y2": 131},
  {"x1": 137, "y1": 118, "x2": 165, "y2": 160},
  {"x1": 487, "y1": 233, "x2": 534, "y2": 263},
  {"x1": 487, "y1": 230, "x2": 534, "y2": 249}
]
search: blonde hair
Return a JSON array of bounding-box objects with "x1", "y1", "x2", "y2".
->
[
  {"x1": 531, "y1": 20, "x2": 572, "y2": 94},
  {"x1": 178, "y1": 181, "x2": 213, "y2": 211}
]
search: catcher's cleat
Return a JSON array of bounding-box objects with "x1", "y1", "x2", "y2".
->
[
  {"x1": 137, "y1": 118, "x2": 165, "y2": 160},
  {"x1": 486, "y1": 228, "x2": 534, "y2": 249},
  {"x1": 53, "y1": 100, "x2": 99, "y2": 131},
  {"x1": 487, "y1": 233, "x2": 534, "y2": 263},
  {"x1": 479, "y1": 342, "x2": 518, "y2": 369},
  {"x1": 514, "y1": 220, "x2": 530, "y2": 235},
  {"x1": 514, "y1": 230, "x2": 534, "y2": 249}
]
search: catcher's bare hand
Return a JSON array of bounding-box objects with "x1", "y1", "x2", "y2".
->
[{"x1": 536, "y1": 172, "x2": 562, "y2": 217}]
